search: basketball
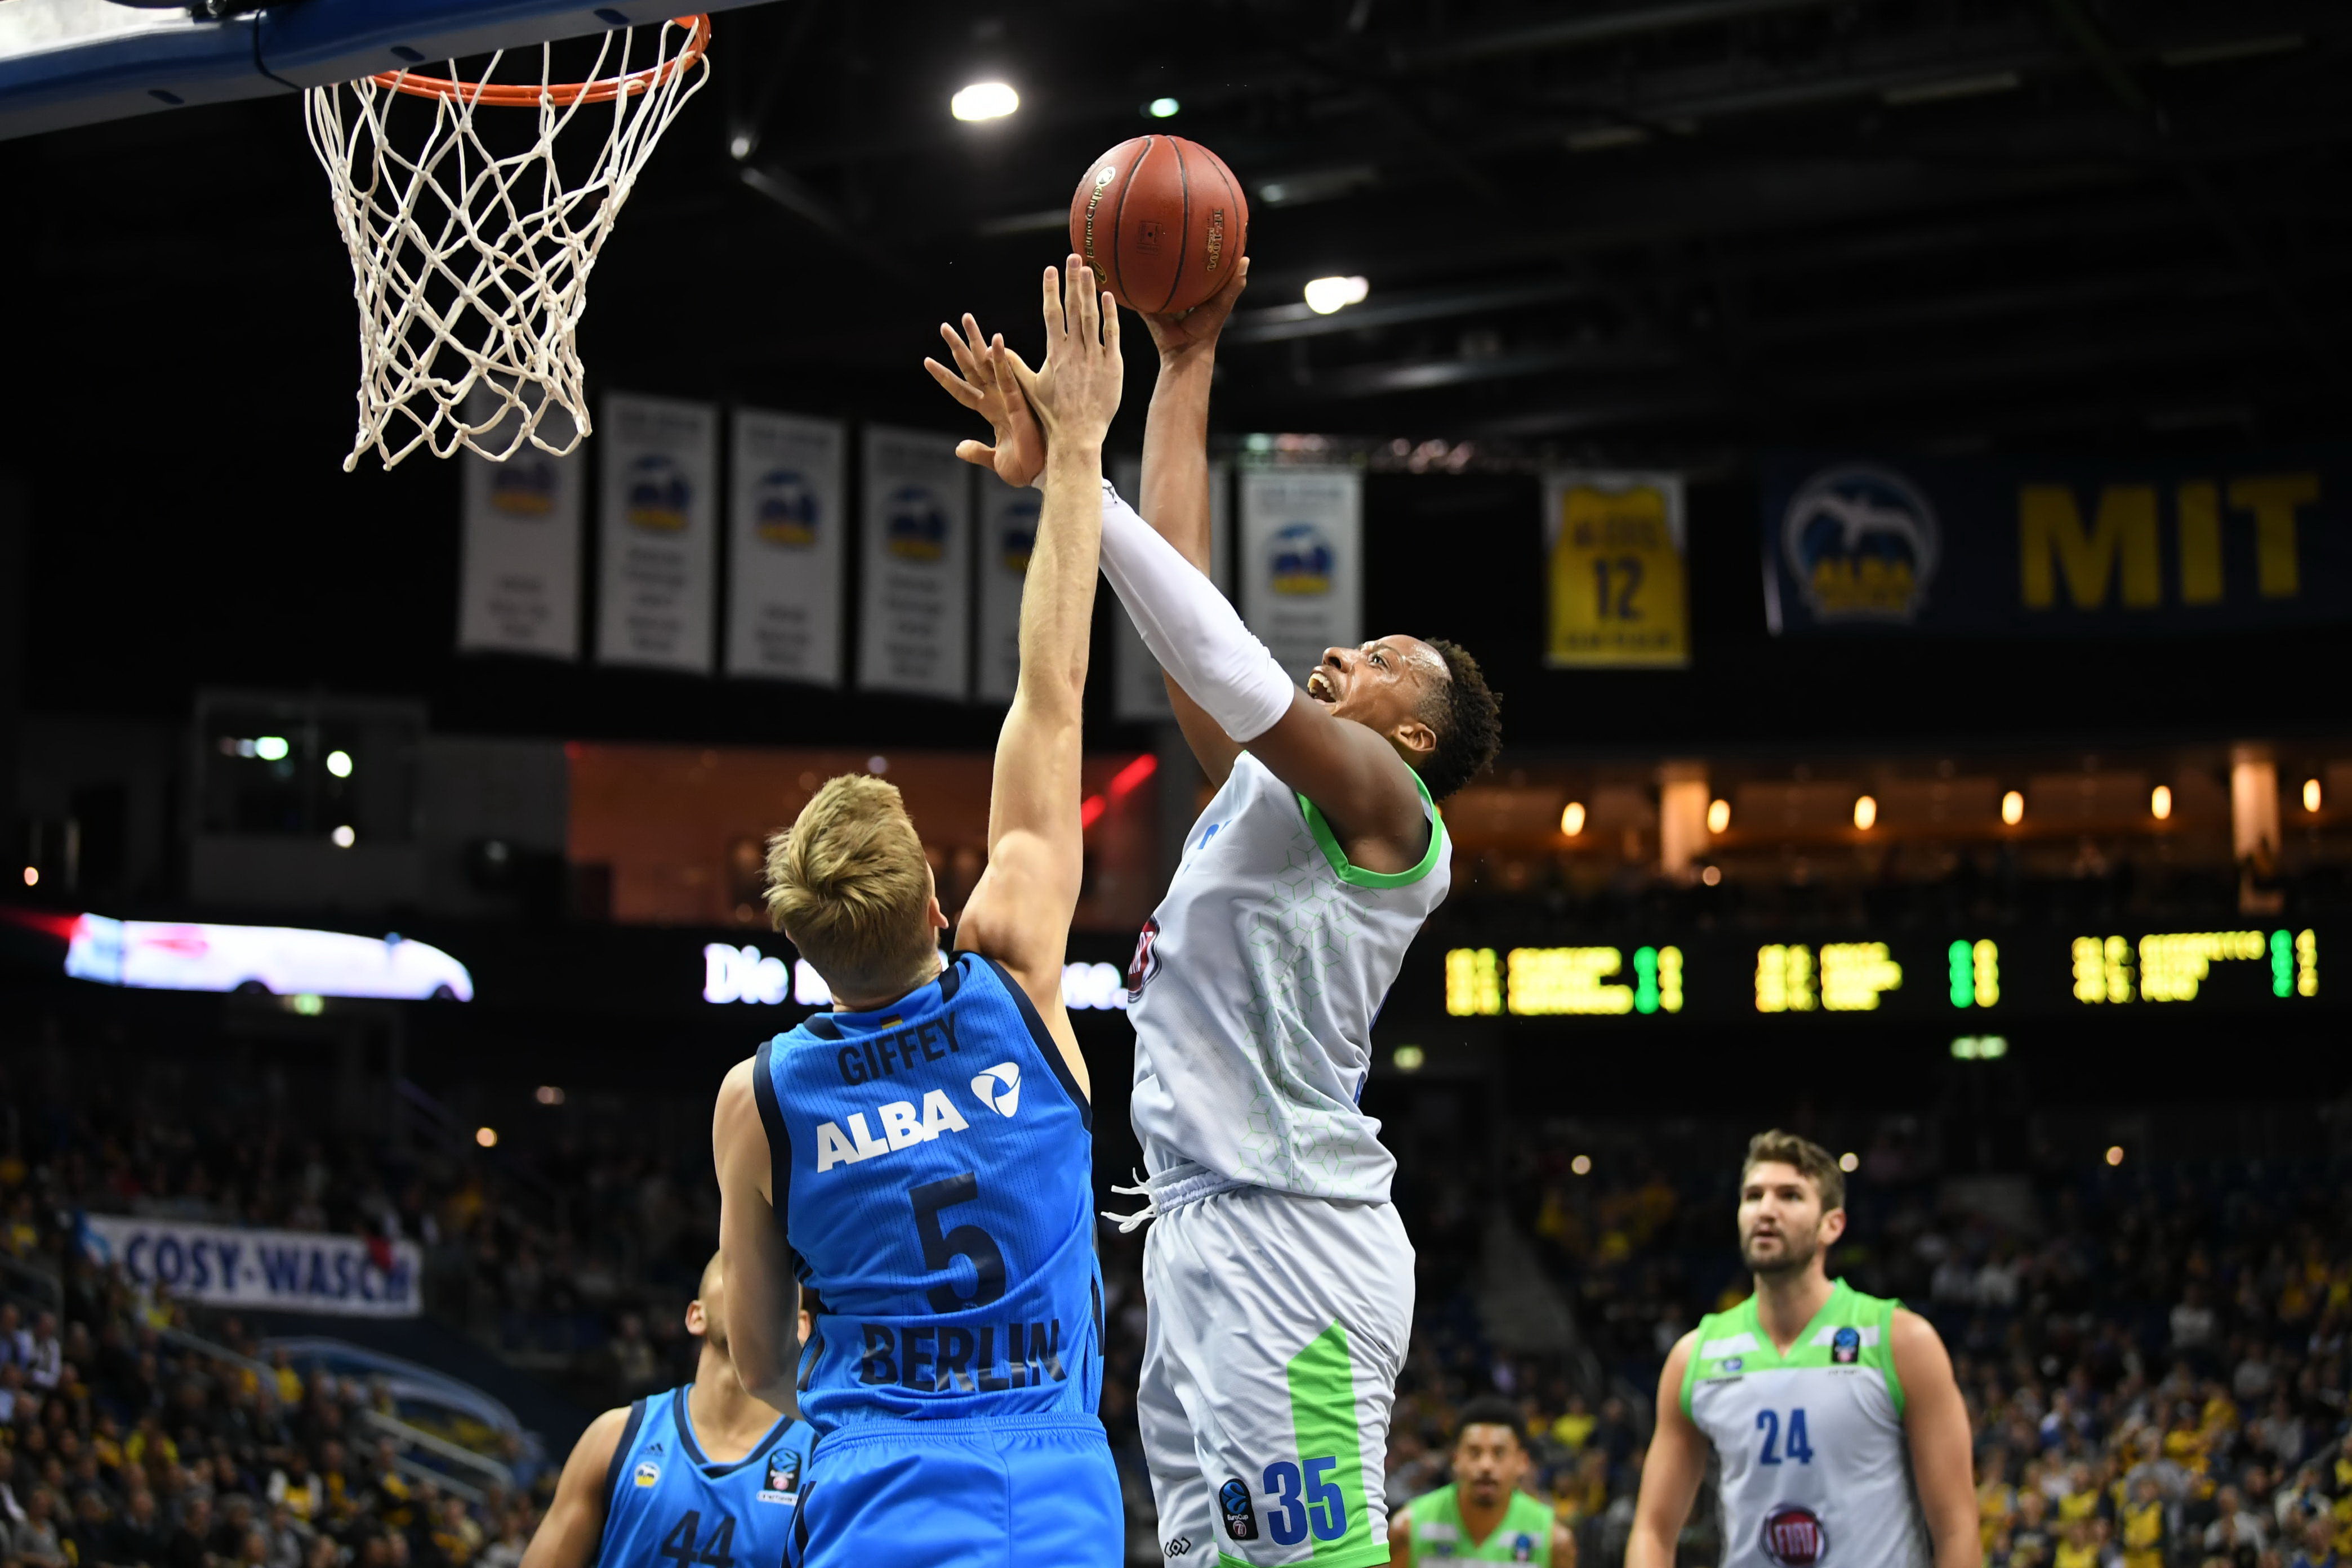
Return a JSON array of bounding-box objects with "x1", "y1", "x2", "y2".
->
[{"x1": 1067, "y1": 134, "x2": 1249, "y2": 315}]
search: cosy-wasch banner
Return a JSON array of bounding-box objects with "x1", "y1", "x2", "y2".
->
[
  {"x1": 82, "y1": 1215, "x2": 422, "y2": 1318},
  {"x1": 1761, "y1": 449, "x2": 2349, "y2": 636}
]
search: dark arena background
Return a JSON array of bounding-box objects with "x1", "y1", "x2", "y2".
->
[{"x1": 3, "y1": 1, "x2": 2351, "y2": 1566}]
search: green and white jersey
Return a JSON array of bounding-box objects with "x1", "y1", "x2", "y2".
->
[
  {"x1": 1407, "y1": 1483, "x2": 1554, "y2": 1563},
  {"x1": 1680, "y1": 1280, "x2": 1928, "y2": 1568},
  {"x1": 1128, "y1": 750, "x2": 1450, "y2": 1205}
]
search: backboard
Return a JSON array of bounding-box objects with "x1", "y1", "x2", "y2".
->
[{"x1": 0, "y1": 0, "x2": 771, "y2": 141}]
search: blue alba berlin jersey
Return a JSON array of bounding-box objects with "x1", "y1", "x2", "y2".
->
[
  {"x1": 596, "y1": 1386, "x2": 813, "y2": 1568},
  {"x1": 754, "y1": 951, "x2": 1102, "y2": 1431}
]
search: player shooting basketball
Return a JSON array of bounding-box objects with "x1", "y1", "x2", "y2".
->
[
  {"x1": 932, "y1": 257, "x2": 1503, "y2": 1568},
  {"x1": 713, "y1": 259, "x2": 1126, "y2": 1568}
]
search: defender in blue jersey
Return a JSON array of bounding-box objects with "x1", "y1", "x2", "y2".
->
[
  {"x1": 712, "y1": 260, "x2": 1127, "y2": 1567},
  {"x1": 520, "y1": 1254, "x2": 813, "y2": 1568}
]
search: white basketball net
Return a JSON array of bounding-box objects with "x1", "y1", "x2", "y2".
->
[{"x1": 304, "y1": 19, "x2": 710, "y2": 471}]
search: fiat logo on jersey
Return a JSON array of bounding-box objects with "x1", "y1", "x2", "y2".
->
[{"x1": 1761, "y1": 1505, "x2": 1827, "y2": 1565}]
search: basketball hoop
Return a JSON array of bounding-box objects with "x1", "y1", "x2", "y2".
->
[{"x1": 304, "y1": 16, "x2": 712, "y2": 471}]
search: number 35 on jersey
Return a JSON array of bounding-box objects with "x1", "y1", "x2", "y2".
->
[{"x1": 1544, "y1": 471, "x2": 1689, "y2": 669}]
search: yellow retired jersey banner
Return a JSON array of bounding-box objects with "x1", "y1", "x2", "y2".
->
[{"x1": 1544, "y1": 470, "x2": 1689, "y2": 667}]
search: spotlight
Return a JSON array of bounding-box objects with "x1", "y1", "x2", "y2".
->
[
  {"x1": 1838, "y1": 1151, "x2": 1859, "y2": 1173},
  {"x1": 1852, "y1": 794, "x2": 1878, "y2": 830},
  {"x1": 2104, "y1": 1144, "x2": 2124, "y2": 1166},
  {"x1": 1706, "y1": 798, "x2": 1730, "y2": 834},
  {"x1": 1147, "y1": 97, "x2": 1179, "y2": 118},
  {"x1": 1392, "y1": 1044, "x2": 1426, "y2": 1072},
  {"x1": 1700, "y1": 865, "x2": 1722, "y2": 887},
  {"x1": 1303, "y1": 275, "x2": 1369, "y2": 315},
  {"x1": 476, "y1": 1126, "x2": 499, "y2": 1148},
  {"x1": 1560, "y1": 801, "x2": 1586, "y2": 836},
  {"x1": 728, "y1": 132, "x2": 753, "y2": 159},
  {"x1": 327, "y1": 750, "x2": 354, "y2": 778},
  {"x1": 254, "y1": 736, "x2": 290, "y2": 761},
  {"x1": 2001, "y1": 790, "x2": 2025, "y2": 826},
  {"x1": 535, "y1": 1085, "x2": 566, "y2": 1106},
  {"x1": 20, "y1": 867, "x2": 35, "y2": 887},
  {"x1": 951, "y1": 82, "x2": 1019, "y2": 122},
  {"x1": 2305, "y1": 777, "x2": 2323, "y2": 812},
  {"x1": 1570, "y1": 1155, "x2": 1592, "y2": 1175},
  {"x1": 2150, "y1": 785, "x2": 2172, "y2": 820},
  {"x1": 331, "y1": 825, "x2": 357, "y2": 849}
]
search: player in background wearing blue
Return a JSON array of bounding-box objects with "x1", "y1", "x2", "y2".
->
[
  {"x1": 710, "y1": 257, "x2": 1126, "y2": 1568},
  {"x1": 519, "y1": 1253, "x2": 814, "y2": 1568}
]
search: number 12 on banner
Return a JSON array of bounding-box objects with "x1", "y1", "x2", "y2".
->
[{"x1": 1543, "y1": 471, "x2": 1690, "y2": 669}]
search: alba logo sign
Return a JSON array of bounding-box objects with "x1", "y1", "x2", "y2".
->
[{"x1": 971, "y1": 1063, "x2": 1021, "y2": 1117}]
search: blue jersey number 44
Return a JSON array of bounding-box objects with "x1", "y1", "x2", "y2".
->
[{"x1": 1756, "y1": 1408, "x2": 1814, "y2": 1465}]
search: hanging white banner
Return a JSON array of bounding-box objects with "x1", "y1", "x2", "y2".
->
[
  {"x1": 727, "y1": 409, "x2": 845, "y2": 685},
  {"x1": 857, "y1": 426, "x2": 972, "y2": 700},
  {"x1": 597, "y1": 392, "x2": 718, "y2": 674},
  {"x1": 1239, "y1": 467, "x2": 1361, "y2": 687},
  {"x1": 456, "y1": 390, "x2": 580, "y2": 660},
  {"x1": 81, "y1": 1215, "x2": 422, "y2": 1318},
  {"x1": 975, "y1": 476, "x2": 1041, "y2": 704},
  {"x1": 1110, "y1": 458, "x2": 1233, "y2": 721}
]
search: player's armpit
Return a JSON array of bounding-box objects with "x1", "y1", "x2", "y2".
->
[
  {"x1": 1385, "y1": 1503, "x2": 1413, "y2": 1568},
  {"x1": 1244, "y1": 689, "x2": 1434, "y2": 875},
  {"x1": 1893, "y1": 1309, "x2": 1982, "y2": 1568},
  {"x1": 518, "y1": 1405, "x2": 631, "y2": 1568},
  {"x1": 1624, "y1": 1332, "x2": 1708, "y2": 1568},
  {"x1": 712, "y1": 1061, "x2": 800, "y2": 1414}
]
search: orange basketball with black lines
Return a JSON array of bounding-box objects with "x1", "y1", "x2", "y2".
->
[{"x1": 1067, "y1": 135, "x2": 1249, "y2": 315}]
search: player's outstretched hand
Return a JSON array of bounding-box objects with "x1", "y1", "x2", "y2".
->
[
  {"x1": 1141, "y1": 255, "x2": 1249, "y2": 365},
  {"x1": 924, "y1": 313, "x2": 1046, "y2": 488},
  {"x1": 1006, "y1": 255, "x2": 1121, "y2": 454}
]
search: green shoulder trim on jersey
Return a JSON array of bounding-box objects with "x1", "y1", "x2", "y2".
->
[
  {"x1": 1295, "y1": 769, "x2": 1446, "y2": 889},
  {"x1": 1681, "y1": 1293, "x2": 1757, "y2": 1417},
  {"x1": 1877, "y1": 1293, "x2": 1908, "y2": 1418}
]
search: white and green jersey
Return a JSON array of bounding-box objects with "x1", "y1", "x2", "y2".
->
[
  {"x1": 1407, "y1": 1483, "x2": 1556, "y2": 1563},
  {"x1": 1126, "y1": 750, "x2": 1450, "y2": 1205},
  {"x1": 1681, "y1": 1280, "x2": 1927, "y2": 1568}
]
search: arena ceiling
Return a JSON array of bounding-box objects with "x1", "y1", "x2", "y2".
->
[{"x1": 7, "y1": 0, "x2": 2351, "y2": 460}]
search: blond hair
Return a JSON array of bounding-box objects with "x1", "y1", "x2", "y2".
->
[
  {"x1": 1741, "y1": 1129, "x2": 1845, "y2": 1213},
  {"x1": 764, "y1": 774, "x2": 937, "y2": 996}
]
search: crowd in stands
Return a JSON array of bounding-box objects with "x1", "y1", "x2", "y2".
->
[{"x1": 6, "y1": 1032, "x2": 2351, "y2": 1568}]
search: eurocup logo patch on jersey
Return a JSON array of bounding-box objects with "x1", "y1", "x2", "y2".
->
[
  {"x1": 1721, "y1": 1357, "x2": 1744, "y2": 1372},
  {"x1": 1218, "y1": 1478, "x2": 1259, "y2": 1540},
  {"x1": 1127, "y1": 917, "x2": 1161, "y2": 1003},
  {"x1": 758, "y1": 1448, "x2": 801, "y2": 1505},
  {"x1": 632, "y1": 1460, "x2": 660, "y2": 1488},
  {"x1": 1511, "y1": 1533, "x2": 1538, "y2": 1562},
  {"x1": 1831, "y1": 1325, "x2": 1861, "y2": 1364},
  {"x1": 970, "y1": 1063, "x2": 1021, "y2": 1117},
  {"x1": 1762, "y1": 1505, "x2": 1827, "y2": 1565}
]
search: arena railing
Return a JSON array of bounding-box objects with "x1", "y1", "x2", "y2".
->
[{"x1": 159, "y1": 1324, "x2": 515, "y2": 1500}]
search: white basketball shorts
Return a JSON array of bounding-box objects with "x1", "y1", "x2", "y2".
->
[{"x1": 1137, "y1": 1186, "x2": 1414, "y2": 1568}]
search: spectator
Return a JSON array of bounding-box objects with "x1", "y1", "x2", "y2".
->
[
  {"x1": 2119, "y1": 1475, "x2": 2166, "y2": 1568},
  {"x1": 2172, "y1": 1284, "x2": 2219, "y2": 1358},
  {"x1": 2291, "y1": 1516, "x2": 2342, "y2": 1568},
  {"x1": 110, "y1": 1489, "x2": 170, "y2": 1568},
  {"x1": 66, "y1": 1487, "x2": 114, "y2": 1568},
  {"x1": 26, "y1": 1312, "x2": 64, "y2": 1392},
  {"x1": 167, "y1": 1492, "x2": 215, "y2": 1568},
  {"x1": 11, "y1": 1485, "x2": 72, "y2": 1568}
]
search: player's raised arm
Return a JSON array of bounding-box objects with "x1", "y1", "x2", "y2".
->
[
  {"x1": 1625, "y1": 1331, "x2": 1708, "y2": 1568},
  {"x1": 951, "y1": 256, "x2": 1121, "y2": 1095},
  {"x1": 518, "y1": 1406, "x2": 630, "y2": 1568},
  {"x1": 1894, "y1": 1308, "x2": 1983, "y2": 1568},
  {"x1": 1135, "y1": 259, "x2": 1250, "y2": 785},
  {"x1": 710, "y1": 1061, "x2": 799, "y2": 1413}
]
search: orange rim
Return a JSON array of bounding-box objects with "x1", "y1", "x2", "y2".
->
[{"x1": 368, "y1": 15, "x2": 710, "y2": 107}]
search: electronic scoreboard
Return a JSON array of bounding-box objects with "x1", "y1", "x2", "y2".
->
[{"x1": 1423, "y1": 925, "x2": 2323, "y2": 1023}]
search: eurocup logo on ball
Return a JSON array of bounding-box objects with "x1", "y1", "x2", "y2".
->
[
  {"x1": 1781, "y1": 463, "x2": 1939, "y2": 623},
  {"x1": 886, "y1": 484, "x2": 947, "y2": 560},
  {"x1": 753, "y1": 467, "x2": 818, "y2": 547},
  {"x1": 625, "y1": 452, "x2": 692, "y2": 532},
  {"x1": 1268, "y1": 521, "x2": 1334, "y2": 595}
]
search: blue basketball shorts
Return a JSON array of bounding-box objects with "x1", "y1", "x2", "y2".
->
[{"x1": 787, "y1": 1411, "x2": 1122, "y2": 1568}]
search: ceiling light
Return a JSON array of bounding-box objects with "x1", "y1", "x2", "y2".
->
[
  {"x1": 951, "y1": 81, "x2": 1019, "y2": 122},
  {"x1": 1392, "y1": 1044, "x2": 1425, "y2": 1072},
  {"x1": 1706, "y1": 798, "x2": 1730, "y2": 834},
  {"x1": 21, "y1": 867, "x2": 35, "y2": 887},
  {"x1": 476, "y1": 1126, "x2": 498, "y2": 1148},
  {"x1": 1838, "y1": 1151, "x2": 1860, "y2": 1173},
  {"x1": 1571, "y1": 1155, "x2": 1592, "y2": 1175},
  {"x1": 327, "y1": 750, "x2": 354, "y2": 779},
  {"x1": 1560, "y1": 801, "x2": 1585, "y2": 837},
  {"x1": 1147, "y1": 97, "x2": 1179, "y2": 118},
  {"x1": 728, "y1": 132, "x2": 753, "y2": 160},
  {"x1": 254, "y1": 735, "x2": 290, "y2": 761},
  {"x1": 331, "y1": 825, "x2": 357, "y2": 849},
  {"x1": 2001, "y1": 790, "x2": 2025, "y2": 825},
  {"x1": 2304, "y1": 777, "x2": 2323, "y2": 812},
  {"x1": 1303, "y1": 275, "x2": 1369, "y2": 315},
  {"x1": 2151, "y1": 784, "x2": 2172, "y2": 820},
  {"x1": 1852, "y1": 794, "x2": 1877, "y2": 831},
  {"x1": 1700, "y1": 865, "x2": 1722, "y2": 887}
]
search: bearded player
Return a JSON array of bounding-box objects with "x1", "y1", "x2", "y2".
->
[
  {"x1": 930, "y1": 257, "x2": 1502, "y2": 1568},
  {"x1": 521, "y1": 1254, "x2": 814, "y2": 1568},
  {"x1": 712, "y1": 259, "x2": 1126, "y2": 1567},
  {"x1": 1389, "y1": 1398, "x2": 1576, "y2": 1566},
  {"x1": 1625, "y1": 1132, "x2": 1979, "y2": 1568}
]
